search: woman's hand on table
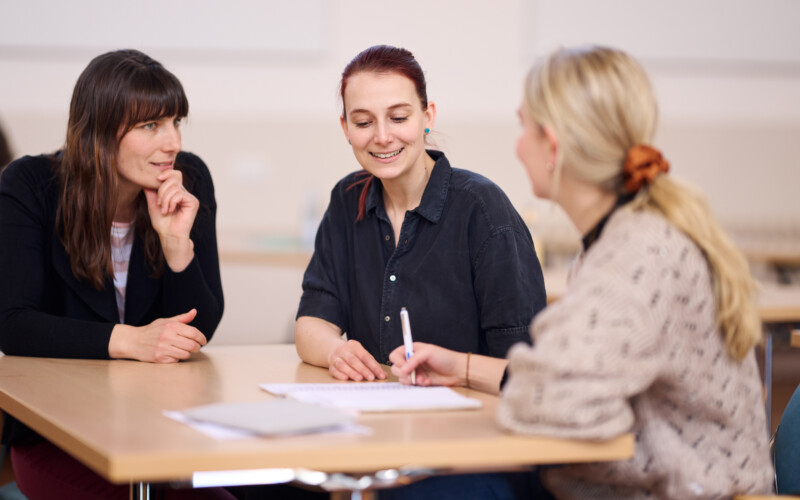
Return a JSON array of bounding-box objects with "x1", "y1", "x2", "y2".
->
[
  {"x1": 109, "y1": 309, "x2": 207, "y2": 363},
  {"x1": 328, "y1": 339, "x2": 387, "y2": 382}
]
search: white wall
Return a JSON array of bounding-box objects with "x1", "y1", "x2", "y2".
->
[{"x1": 2, "y1": 0, "x2": 799, "y2": 344}]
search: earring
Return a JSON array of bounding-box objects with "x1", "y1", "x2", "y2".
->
[
  {"x1": 348, "y1": 139, "x2": 351, "y2": 145},
  {"x1": 424, "y1": 128, "x2": 430, "y2": 134}
]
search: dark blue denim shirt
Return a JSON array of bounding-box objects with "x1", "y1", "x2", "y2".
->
[{"x1": 298, "y1": 150, "x2": 547, "y2": 363}]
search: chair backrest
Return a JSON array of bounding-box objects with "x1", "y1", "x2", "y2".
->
[{"x1": 775, "y1": 384, "x2": 800, "y2": 494}]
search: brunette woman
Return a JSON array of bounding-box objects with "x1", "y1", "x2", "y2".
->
[{"x1": 0, "y1": 49, "x2": 228, "y2": 500}]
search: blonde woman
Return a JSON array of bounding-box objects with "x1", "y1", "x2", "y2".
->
[{"x1": 390, "y1": 45, "x2": 773, "y2": 499}]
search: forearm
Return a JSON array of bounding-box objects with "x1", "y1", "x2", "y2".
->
[
  {"x1": 161, "y1": 257, "x2": 223, "y2": 340},
  {"x1": 161, "y1": 235, "x2": 195, "y2": 272},
  {"x1": 0, "y1": 310, "x2": 114, "y2": 359},
  {"x1": 295, "y1": 316, "x2": 345, "y2": 368},
  {"x1": 465, "y1": 353, "x2": 508, "y2": 395},
  {"x1": 108, "y1": 323, "x2": 138, "y2": 359}
]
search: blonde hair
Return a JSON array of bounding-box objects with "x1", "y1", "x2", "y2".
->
[{"x1": 524, "y1": 45, "x2": 761, "y2": 360}]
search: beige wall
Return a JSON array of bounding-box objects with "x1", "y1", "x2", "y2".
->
[{"x1": 2, "y1": 0, "x2": 799, "y2": 344}]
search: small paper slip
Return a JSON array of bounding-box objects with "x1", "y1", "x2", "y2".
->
[
  {"x1": 179, "y1": 399, "x2": 354, "y2": 436},
  {"x1": 260, "y1": 382, "x2": 482, "y2": 412}
]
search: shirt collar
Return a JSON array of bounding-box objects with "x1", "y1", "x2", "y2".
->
[
  {"x1": 364, "y1": 150, "x2": 451, "y2": 224},
  {"x1": 581, "y1": 192, "x2": 636, "y2": 250}
]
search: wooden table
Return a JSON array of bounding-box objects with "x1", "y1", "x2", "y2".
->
[
  {"x1": 0, "y1": 345, "x2": 633, "y2": 497},
  {"x1": 757, "y1": 282, "x2": 800, "y2": 324}
]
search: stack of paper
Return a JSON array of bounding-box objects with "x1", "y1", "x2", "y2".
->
[
  {"x1": 179, "y1": 399, "x2": 354, "y2": 436},
  {"x1": 260, "y1": 382, "x2": 483, "y2": 412}
]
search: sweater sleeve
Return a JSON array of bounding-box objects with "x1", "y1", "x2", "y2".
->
[{"x1": 0, "y1": 158, "x2": 115, "y2": 358}]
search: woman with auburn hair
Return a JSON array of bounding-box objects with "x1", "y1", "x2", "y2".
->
[
  {"x1": 390, "y1": 45, "x2": 773, "y2": 498},
  {"x1": 295, "y1": 44, "x2": 547, "y2": 383},
  {"x1": 0, "y1": 49, "x2": 229, "y2": 499}
]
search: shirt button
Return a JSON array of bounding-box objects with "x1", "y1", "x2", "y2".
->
[
  {"x1": 384, "y1": 315, "x2": 391, "y2": 322},
  {"x1": 389, "y1": 275, "x2": 396, "y2": 282},
  {"x1": 385, "y1": 234, "x2": 391, "y2": 241},
  {"x1": 404, "y1": 239, "x2": 408, "y2": 245}
]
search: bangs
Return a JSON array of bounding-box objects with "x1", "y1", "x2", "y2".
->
[{"x1": 120, "y1": 68, "x2": 189, "y2": 132}]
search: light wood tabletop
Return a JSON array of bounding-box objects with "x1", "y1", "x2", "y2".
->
[
  {"x1": 0, "y1": 345, "x2": 633, "y2": 486},
  {"x1": 756, "y1": 282, "x2": 800, "y2": 324},
  {"x1": 542, "y1": 267, "x2": 800, "y2": 322}
]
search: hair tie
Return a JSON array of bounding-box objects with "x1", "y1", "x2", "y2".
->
[{"x1": 622, "y1": 144, "x2": 670, "y2": 193}]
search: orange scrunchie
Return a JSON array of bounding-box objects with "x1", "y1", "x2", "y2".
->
[{"x1": 622, "y1": 144, "x2": 670, "y2": 193}]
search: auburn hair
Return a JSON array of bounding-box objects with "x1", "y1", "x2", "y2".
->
[{"x1": 340, "y1": 45, "x2": 429, "y2": 221}]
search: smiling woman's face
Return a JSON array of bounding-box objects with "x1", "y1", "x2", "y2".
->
[
  {"x1": 340, "y1": 71, "x2": 434, "y2": 182},
  {"x1": 116, "y1": 116, "x2": 182, "y2": 193}
]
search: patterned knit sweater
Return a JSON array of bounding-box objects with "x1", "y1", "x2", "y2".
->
[{"x1": 497, "y1": 208, "x2": 773, "y2": 499}]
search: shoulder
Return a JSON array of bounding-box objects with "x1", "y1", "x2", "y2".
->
[
  {"x1": 176, "y1": 151, "x2": 211, "y2": 184},
  {"x1": 447, "y1": 166, "x2": 523, "y2": 231},
  {"x1": 0, "y1": 154, "x2": 59, "y2": 204},
  {"x1": 0, "y1": 154, "x2": 57, "y2": 188},
  {"x1": 600, "y1": 209, "x2": 702, "y2": 263},
  {"x1": 449, "y1": 167, "x2": 505, "y2": 197},
  {"x1": 580, "y1": 208, "x2": 711, "y2": 298},
  {"x1": 328, "y1": 170, "x2": 370, "y2": 206}
]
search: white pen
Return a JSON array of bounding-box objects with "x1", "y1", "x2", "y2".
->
[{"x1": 399, "y1": 307, "x2": 416, "y2": 385}]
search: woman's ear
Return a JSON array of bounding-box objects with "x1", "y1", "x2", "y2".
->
[
  {"x1": 340, "y1": 115, "x2": 349, "y2": 143},
  {"x1": 424, "y1": 101, "x2": 437, "y2": 131},
  {"x1": 542, "y1": 125, "x2": 559, "y2": 164}
]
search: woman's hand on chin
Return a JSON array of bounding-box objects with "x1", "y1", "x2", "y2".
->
[{"x1": 144, "y1": 169, "x2": 199, "y2": 271}]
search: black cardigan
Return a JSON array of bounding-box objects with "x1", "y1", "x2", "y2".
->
[{"x1": 0, "y1": 151, "x2": 224, "y2": 443}]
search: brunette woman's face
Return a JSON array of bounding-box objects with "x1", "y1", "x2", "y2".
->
[
  {"x1": 340, "y1": 71, "x2": 435, "y2": 182},
  {"x1": 116, "y1": 116, "x2": 182, "y2": 191}
]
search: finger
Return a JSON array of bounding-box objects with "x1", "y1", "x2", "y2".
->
[
  {"x1": 390, "y1": 364, "x2": 414, "y2": 385},
  {"x1": 157, "y1": 183, "x2": 183, "y2": 214},
  {"x1": 153, "y1": 353, "x2": 181, "y2": 364},
  {"x1": 397, "y1": 351, "x2": 426, "y2": 375},
  {"x1": 175, "y1": 326, "x2": 207, "y2": 346},
  {"x1": 341, "y1": 352, "x2": 378, "y2": 381},
  {"x1": 144, "y1": 189, "x2": 160, "y2": 214},
  {"x1": 358, "y1": 352, "x2": 387, "y2": 379},
  {"x1": 162, "y1": 344, "x2": 193, "y2": 361},
  {"x1": 347, "y1": 343, "x2": 386, "y2": 379},
  {"x1": 165, "y1": 186, "x2": 190, "y2": 215},
  {"x1": 157, "y1": 168, "x2": 182, "y2": 184},
  {"x1": 328, "y1": 364, "x2": 350, "y2": 381},
  {"x1": 168, "y1": 309, "x2": 197, "y2": 324},
  {"x1": 388, "y1": 346, "x2": 407, "y2": 366},
  {"x1": 331, "y1": 356, "x2": 365, "y2": 381},
  {"x1": 169, "y1": 334, "x2": 204, "y2": 353}
]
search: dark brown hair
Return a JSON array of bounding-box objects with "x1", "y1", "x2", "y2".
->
[
  {"x1": 58, "y1": 49, "x2": 188, "y2": 289},
  {"x1": 340, "y1": 45, "x2": 428, "y2": 221},
  {"x1": 0, "y1": 120, "x2": 11, "y2": 172}
]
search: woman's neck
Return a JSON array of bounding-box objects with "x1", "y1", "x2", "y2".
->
[
  {"x1": 381, "y1": 152, "x2": 435, "y2": 218},
  {"x1": 555, "y1": 175, "x2": 618, "y2": 237},
  {"x1": 114, "y1": 184, "x2": 140, "y2": 223}
]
